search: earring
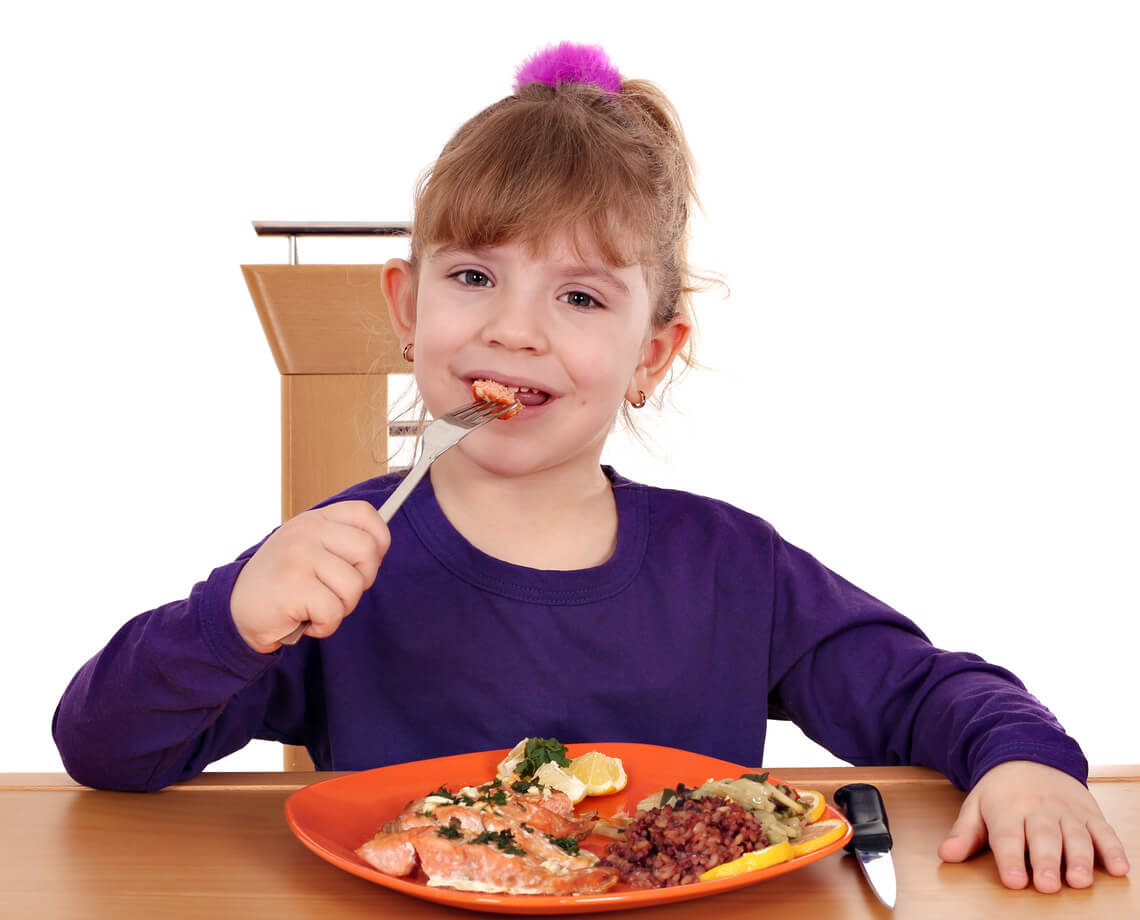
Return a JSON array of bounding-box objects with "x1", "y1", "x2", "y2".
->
[
  {"x1": 402, "y1": 343, "x2": 414, "y2": 363},
  {"x1": 629, "y1": 390, "x2": 647, "y2": 409}
]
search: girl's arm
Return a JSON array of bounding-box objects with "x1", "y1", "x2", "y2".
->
[
  {"x1": 765, "y1": 534, "x2": 1128, "y2": 889},
  {"x1": 52, "y1": 557, "x2": 302, "y2": 791},
  {"x1": 53, "y1": 499, "x2": 390, "y2": 791}
]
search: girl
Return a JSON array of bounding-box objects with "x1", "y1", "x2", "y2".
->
[{"x1": 54, "y1": 43, "x2": 1127, "y2": 894}]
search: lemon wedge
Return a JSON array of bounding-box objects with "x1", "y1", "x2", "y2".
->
[
  {"x1": 568, "y1": 751, "x2": 628, "y2": 796},
  {"x1": 699, "y1": 841, "x2": 794, "y2": 880},
  {"x1": 789, "y1": 818, "x2": 847, "y2": 858}
]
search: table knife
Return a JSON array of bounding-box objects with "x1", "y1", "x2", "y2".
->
[{"x1": 835, "y1": 783, "x2": 896, "y2": 909}]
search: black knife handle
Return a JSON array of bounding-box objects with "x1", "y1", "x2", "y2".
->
[{"x1": 834, "y1": 783, "x2": 893, "y2": 853}]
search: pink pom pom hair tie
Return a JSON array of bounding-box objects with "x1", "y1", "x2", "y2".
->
[{"x1": 513, "y1": 42, "x2": 622, "y2": 95}]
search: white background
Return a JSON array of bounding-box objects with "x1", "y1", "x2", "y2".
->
[{"x1": 3, "y1": 1, "x2": 1137, "y2": 773}]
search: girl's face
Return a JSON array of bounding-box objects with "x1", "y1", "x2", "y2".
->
[{"x1": 388, "y1": 233, "x2": 685, "y2": 481}]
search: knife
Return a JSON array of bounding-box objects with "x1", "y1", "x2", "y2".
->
[{"x1": 834, "y1": 783, "x2": 896, "y2": 909}]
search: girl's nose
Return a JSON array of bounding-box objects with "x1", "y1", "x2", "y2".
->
[{"x1": 480, "y1": 287, "x2": 550, "y2": 352}]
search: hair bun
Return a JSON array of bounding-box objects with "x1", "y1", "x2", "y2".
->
[{"x1": 513, "y1": 42, "x2": 622, "y2": 95}]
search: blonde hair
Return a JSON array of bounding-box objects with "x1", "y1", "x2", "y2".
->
[{"x1": 411, "y1": 76, "x2": 702, "y2": 383}]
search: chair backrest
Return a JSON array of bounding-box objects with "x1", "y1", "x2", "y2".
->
[{"x1": 242, "y1": 259, "x2": 406, "y2": 770}]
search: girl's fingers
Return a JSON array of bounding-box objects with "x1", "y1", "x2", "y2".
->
[
  {"x1": 318, "y1": 518, "x2": 385, "y2": 586},
  {"x1": 1089, "y1": 816, "x2": 1131, "y2": 878},
  {"x1": 297, "y1": 575, "x2": 357, "y2": 639},
  {"x1": 938, "y1": 795, "x2": 987, "y2": 863},
  {"x1": 319, "y1": 502, "x2": 391, "y2": 558},
  {"x1": 1059, "y1": 817, "x2": 1095, "y2": 889},
  {"x1": 310, "y1": 554, "x2": 370, "y2": 625},
  {"x1": 986, "y1": 817, "x2": 1031, "y2": 889},
  {"x1": 1023, "y1": 814, "x2": 1063, "y2": 893}
]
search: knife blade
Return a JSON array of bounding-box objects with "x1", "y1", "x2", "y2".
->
[{"x1": 834, "y1": 783, "x2": 896, "y2": 909}]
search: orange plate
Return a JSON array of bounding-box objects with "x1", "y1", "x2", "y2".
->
[{"x1": 285, "y1": 742, "x2": 853, "y2": 915}]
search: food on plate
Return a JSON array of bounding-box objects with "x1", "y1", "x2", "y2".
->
[
  {"x1": 602, "y1": 789, "x2": 768, "y2": 887},
  {"x1": 796, "y1": 789, "x2": 827, "y2": 824},
  {"x1": 496, "y1": 737, "x2": 569, "y2": 779},
  {"x1": 472, "y1": 379, "x2": 523, "y2": 418},
  {"x1": 602, "y1": 773, "x2": 831, "y2": 888},
  {"x1": 788, "y1": 818, "x2": 848, "y2": 858},
  {"x1": 635, "y1": 773, "x2": 814, "y2": 845},
  {"x1": 356, "y1": 777, "x2": 618, "y2": 895},
  {"x1": 354, "y1": 741, "x2": 843, "y2": 896},
  {"x1": 698, "y1": 841, "x2": 795, "y2": 880},
  {"x1": 569, "y1": 750, "x2": 628, "y2": 796},
  {"x1": 496, "y1": 737, "x2": 626, "y2": 805},
  {"x1": 532, "y1": 760, "x2": 588, "y2": 804}
]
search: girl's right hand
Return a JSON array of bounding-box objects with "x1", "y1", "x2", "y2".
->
[{"x1": 230, "y1": 501, "x2": 391, "y2": 653}]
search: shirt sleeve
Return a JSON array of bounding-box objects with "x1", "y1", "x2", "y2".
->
[
  {"x1": 51, "y1": 557, "x2": 309, "y2": 791},
  {"x1": 764, "y1": 532, "x2": 1088, "y2": 790}
]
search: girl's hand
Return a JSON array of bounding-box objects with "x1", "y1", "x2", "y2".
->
[
  {"x1": 230, "y1": 501, "x2": 391, "y2": 653},
  {"x1": 938, "y1": 760, "x2": 1130, "y2": 892}
]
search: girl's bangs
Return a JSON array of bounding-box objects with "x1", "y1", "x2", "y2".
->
[{"x1": 413, "y1": 101, "x2": 656, "y2": 268}]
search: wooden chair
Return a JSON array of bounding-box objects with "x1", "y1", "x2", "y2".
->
[{"x1": 242, "y1": 221, "x2": 410, "y2": 770}]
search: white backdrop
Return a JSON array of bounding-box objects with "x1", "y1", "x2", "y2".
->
[{"x1": 3, "y1": 1, "x2": 1137, "y2": 773}]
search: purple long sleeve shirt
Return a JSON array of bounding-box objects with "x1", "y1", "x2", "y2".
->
[{"x1": 53, "y1": 468, "x2": 1087, "y2": 792}]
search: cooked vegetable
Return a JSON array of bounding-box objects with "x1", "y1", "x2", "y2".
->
[{"x1": 636, "y1": 774, "x2": 813, "y2": 845}]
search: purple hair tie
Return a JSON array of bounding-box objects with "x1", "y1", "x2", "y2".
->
[{"x1": 513, "y1": 42, "x2": 622, "y2": 95}]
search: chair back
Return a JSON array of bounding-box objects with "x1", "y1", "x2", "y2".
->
[{"x1": 243, "y1": 237, "x2": 407, "y2": 769}]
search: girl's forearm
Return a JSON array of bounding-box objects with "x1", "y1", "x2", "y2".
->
[{"x1": 52, "y1": 560, "x2": 291, "y2": 791}]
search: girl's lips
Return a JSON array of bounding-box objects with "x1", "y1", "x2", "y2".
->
[{"x1": 466, "y1": 374, "x2": 555, "y2": 406}]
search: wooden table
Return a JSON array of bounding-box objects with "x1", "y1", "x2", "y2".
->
[{"x1": 2, "y1": 767, "x2": 1135, "y2": 919}]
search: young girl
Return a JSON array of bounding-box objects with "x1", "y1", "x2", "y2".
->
[{"x1": 54, "y1": 43, "x2": 1126, "y2": 894}]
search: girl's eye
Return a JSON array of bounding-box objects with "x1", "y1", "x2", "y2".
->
[
  {"x1": 453, "y1": 269, "x2": 492, "y2": 287},
  {"x1": 560, "y1": 290, "x2": 603, "y2": 310}
]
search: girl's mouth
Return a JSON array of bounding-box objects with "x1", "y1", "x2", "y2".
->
[
  {"x1": 471, "y1": 377, "x2": 553, "y2": 410},
  {"x1": 511, "y1": 385, "x2": 551, "y2": 408}
]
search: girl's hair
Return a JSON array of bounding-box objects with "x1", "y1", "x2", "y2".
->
[{"x1": 410, "y1": 65, "x2": 702, "y2": 391}]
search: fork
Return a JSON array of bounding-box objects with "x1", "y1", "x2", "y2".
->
[{"x1": 277, "y1": 398, "x2": 520, "y2": 646}]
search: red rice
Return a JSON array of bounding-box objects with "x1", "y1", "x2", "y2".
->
[{"x1": 602, "y1": 792, "x2": 768, "y2": 888}]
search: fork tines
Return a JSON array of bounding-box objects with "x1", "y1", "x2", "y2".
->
[{"x1": 454, "y1": 399, "x2": 519, "y2": 424}]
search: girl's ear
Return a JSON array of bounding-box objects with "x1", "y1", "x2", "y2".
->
[
  {"x1": 381, "y1": 258, "x2": 417, "y2": 344},
  {"x1": 628, "y1": 316, "x2": 692, "y2": 403}
]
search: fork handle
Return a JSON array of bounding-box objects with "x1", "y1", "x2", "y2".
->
[
  {"x1": 275, "y1": 453, "x2": 437, "y2": 647},
  {"x1": 375, "y1": 456, "x2": 434, "y2": 524}
]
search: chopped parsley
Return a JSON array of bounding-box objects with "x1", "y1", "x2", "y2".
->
[
  {"x1": 436, "y1": 818, "x2": 463, "y2": 840},
  {"x1": 515, "y1": 737, "x2": 570, "y2": 779},
  {"x1": 511, "y1": 779, "x2": 534, "y2": 794},
  {"x1": 469, "y1": 829, "x2": 525, "y2": 857},
  {"x1": 740, "y1": 772, "x2": 770, "y2": 785},
  {"x1": 548, "y1": 835, "x2": 580, "y2": 856}
]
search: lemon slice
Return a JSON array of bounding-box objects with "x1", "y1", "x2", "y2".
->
[
  {"x1": 699, "y1": 841, "x2": 794, "y2": 880},
  {"x1": 533, "y1": 761, "x2": 588, "y2": 804},
  {"x1": 795, "y1": 790, "x2": 827, "y2": 824},
  {"x1": 789, "y1": 818, "x2": 847, "y2": 858},
  {"x1": 568, "y1": 751, "x2": 628, "y2": 796}
]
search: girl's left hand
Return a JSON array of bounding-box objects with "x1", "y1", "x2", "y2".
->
[{"x1": 938, "y1": 760, "x2": 1130, "y2": 891}]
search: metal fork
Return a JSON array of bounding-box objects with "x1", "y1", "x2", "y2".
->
[{"x1": 277, "y1": 398, "x2": 519, "y2": 646}]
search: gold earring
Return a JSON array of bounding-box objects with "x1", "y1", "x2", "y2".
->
[
  {"x1": 629, "y1": 390, "x2": 647, "y2": 409},
  {"x1": 402, "y1": 343, "x2": 414, "y2": 363}
]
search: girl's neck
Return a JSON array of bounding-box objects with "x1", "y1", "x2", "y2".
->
[{"x1": 427, "y1": 453, "x2": 618, "y2": 571}]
